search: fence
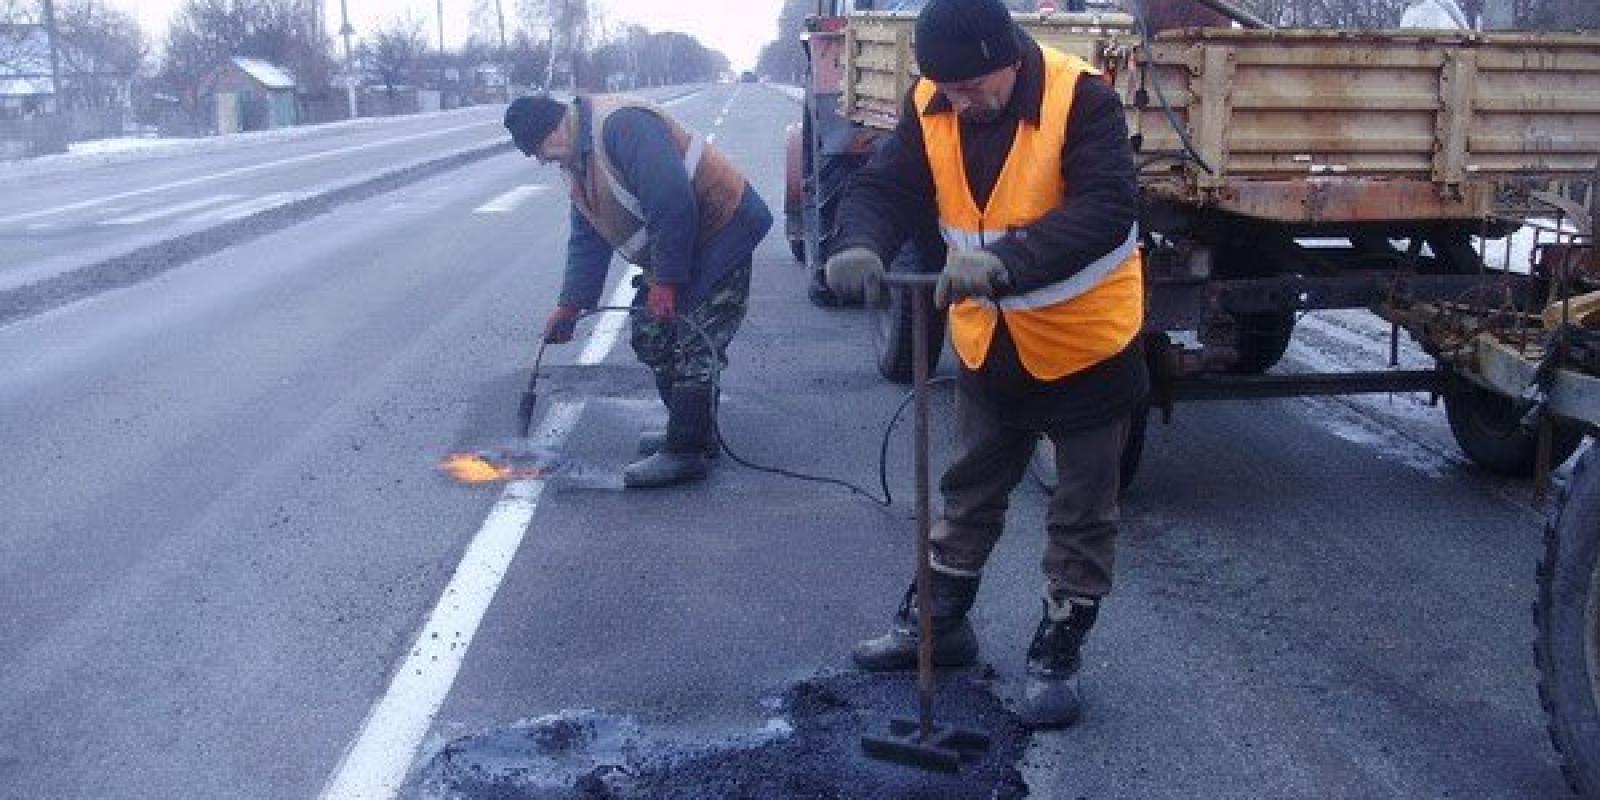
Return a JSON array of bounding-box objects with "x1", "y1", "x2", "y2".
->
[{"x1": 0, "y1": 109, "x2": 123, "y2": 160}]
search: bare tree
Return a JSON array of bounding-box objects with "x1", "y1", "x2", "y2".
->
[
  {"x1": 0, "y1": 0, "x2": 146, "y2": 110},
  {"x1": 159, "y1": 0, "x2": 334, "y2": 98},
  {"x1": 362, "y1": 16, "x2": 427, "y2": 97},
  {"x1": 512, "y1": 0, "x2": 590, "y2": 89},
  {"x1": 755, "y1": 0, "x2": 811, "y2": 83}
]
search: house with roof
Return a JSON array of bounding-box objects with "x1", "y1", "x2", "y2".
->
[
  {"x1": 197, "y1": 56, "x2": 298, "y2": 133},
  {"x1": 0, "y1": 25, "x2": 133, "y2": 119}
]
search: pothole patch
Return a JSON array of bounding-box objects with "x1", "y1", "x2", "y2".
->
[{"x1": 410, "y1": 670, "x2": 1030, "y2": 799}]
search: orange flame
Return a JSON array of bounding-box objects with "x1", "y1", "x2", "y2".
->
[
  {"x1": 438, "y1": 451, "x2": 554, "y2": 484},
  {"x1": 439, "y1": 452, "x2": 511, "y2": 483}
]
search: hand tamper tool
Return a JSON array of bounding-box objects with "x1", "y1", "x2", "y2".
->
[{"x1": 860, "y1": 272, "x2": 992, "y2": 773}]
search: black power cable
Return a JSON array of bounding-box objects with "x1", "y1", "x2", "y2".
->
[
  {"x1": 521, "y1": 305, "x2": 950, "y2": 508},
  {"x1": 1127, "y1": 0, "x2": 1215, "y2": 176}
]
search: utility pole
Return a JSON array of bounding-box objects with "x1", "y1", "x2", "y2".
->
[
  {"x1": 339, "y1": 0, "x2": 357, "y2": 118},
  {"x1": 437, "y1": 0, "x2": 447, "y2": 102},
  {"x1": 543, "y1": 0, "x2": 564, "y2": 91},
  {"x1": 495, "y1": 0, "x2": 509, "y2": 99},
  {"x1": 1480, "y1": 0, "x2": 1515, "y2": 28},
  {"x1": 40, "y1": 0, "x2": 64, "y2": 112}
]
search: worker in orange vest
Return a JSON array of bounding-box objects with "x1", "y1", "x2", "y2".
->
[{"x1": 823, "y1": 0, "x2": 1147, "y2": 728}]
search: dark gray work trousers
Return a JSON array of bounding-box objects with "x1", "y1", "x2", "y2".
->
[{"x1": 930, "y1": 387, "x2": 1129, "y2": 600}]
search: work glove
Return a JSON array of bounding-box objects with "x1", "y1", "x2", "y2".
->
[
  {"x1": 935, "y1": 250, "x2": 1011, "y2": 309},
  {"x1": 824, "y1": 247, "x2": 886, "y2": 305},
  {"x1": 543, "y1": 305, "x2": 581, "y2": 344},
  {"x1": 647, "y1": 283, "x2": 678, "y2": 321}
]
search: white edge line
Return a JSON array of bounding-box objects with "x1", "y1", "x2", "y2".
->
[
  {"x1": 472, "y1": 184, "x2": 547, "y2": 214},
  {"x1": 321, "y1": 266, "x2": 640, "y2": 797},
  {"x1": 319, "y1": 400, "x2": 585, "y2": 800},
  {"x1": 576, "y1": 267, "x2": 642, "y2": 365},
  {"x1": 99, "y1": 193, "x2": 243, "y2": 225}
]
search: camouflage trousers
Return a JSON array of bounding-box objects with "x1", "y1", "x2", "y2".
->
[{"x1": 629, "y1": 259, "x2": 752, "y2": 390}]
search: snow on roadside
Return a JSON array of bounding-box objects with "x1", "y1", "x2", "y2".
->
[
  {"x1": 767, "y1": 84, "x2": 806, "y2": 103},
  {"x1": 1479, "y1": 218, "x2": 1582, "y2": 275},
  {"x1": 1280, "y1": 311, "x2": 1464, "y2": 478},
  {"x1": 0, "y1": 104, "x2": 507, "y2": 181}
]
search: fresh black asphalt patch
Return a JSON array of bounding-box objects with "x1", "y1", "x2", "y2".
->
[{"x1": 408, "y1": 670, "x2": 1030, "y2": 799}]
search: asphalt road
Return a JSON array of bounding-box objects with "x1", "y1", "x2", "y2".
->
[
  {"x1": 0, "y1": 84, "x2": 1575, "y2": 798},
  {"x1": 0, "y1": 106, "x2": 512, "y2": 290}
]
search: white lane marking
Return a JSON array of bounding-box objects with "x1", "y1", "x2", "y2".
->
[
  {"x1": 322, "y1": 270, "x2": 640, "y2": 798},
  {"x1": 98, "y1": 194, "x2": 243, "y2": 225},
  {"x1": 577, "y1": 267, "x2": 642, "y2": 366},
  {"x1": 473, "y1": 185, "x2": 548, "y2": 214},
  {"x1": 0, "y1": 123, "x2": 496, "y2": 225},
  {"x1": 192, "y1": 191, "x2": 302, "y2": 222},
  {"x1": 319, "y1": 400, "x2": 585, "y2": 800}
]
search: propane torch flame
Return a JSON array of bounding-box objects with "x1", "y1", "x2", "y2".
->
[
  {"x1": 439, "y1": 452, "x2": 512, "y2": 483},
  {"x1": 437, "y1": 448, "x2": 560, "y2": 484}
]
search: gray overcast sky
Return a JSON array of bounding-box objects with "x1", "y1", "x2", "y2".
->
[{"x1": 105, "y1": 0, "x2": 788, "y2": 71}]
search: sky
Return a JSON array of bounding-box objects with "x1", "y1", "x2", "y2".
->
[{"x1": 104, "y1": 0, "x2": 787, "y2": 71}]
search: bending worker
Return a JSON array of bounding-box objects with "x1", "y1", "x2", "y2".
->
[
  {"x1": 824, "y1": 0, "x2": 1147, "y2": 727},
  {"x1": 503, "y1": 93, "x2": 772, "y2": 488}
]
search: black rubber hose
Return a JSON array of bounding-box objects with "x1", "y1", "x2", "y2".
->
[{"x1": 520, "y1": 304, "x2": 947, "y2": 508}]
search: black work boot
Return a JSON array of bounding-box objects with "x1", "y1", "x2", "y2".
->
[
  {"x1": 851, "y1": 569, "x2": 981, "y2": 672},
  {"x1": 638, "y1": 385, "x2": 720, "y2": 459},
  {"x1": 1017, "y1": 593, "x2": 1099, "y2": 729},
  {"x1": 624, "y1": 382, "x2": 713, "y2": 488}
]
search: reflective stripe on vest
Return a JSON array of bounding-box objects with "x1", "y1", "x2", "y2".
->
[
  {"x1": 567, "y1": 94, "x2": 745, "y2": 269},
  {"x1": 917, "y1": 47, "x2": 1144, "y2": 381},
  {"x1": 599, "y1": 130, "x2": 709, "y2": 262}
]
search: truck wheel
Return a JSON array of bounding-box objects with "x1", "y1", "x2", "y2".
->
[
  {"x1": 1444, "y1": 383, "x2": 1581, "y2": 477},
  {"x1": 1230, "y1": 311, "x2": 1296, "y2": 375},
  {"x1": 1030, "y1": 401, "x2": 1150, "y2": 493},
  {"x1": 789, "y1": 239, "x2": 806, "y2": 263},
  {"x1": 872, "y1": 245, "x2": 944, "y2": 383},
  {"x1": 1536, "y1": 443, "x2": 1600, "y2": 798}
]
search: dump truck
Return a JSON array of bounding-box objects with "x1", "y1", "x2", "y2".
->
[{"x1": 785, "y1": 2, "x2": 1600, "y2": 793}]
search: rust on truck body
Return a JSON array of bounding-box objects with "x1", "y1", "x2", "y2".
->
[{"x1": 840, "y1": 15, "x2": 1600, "y2": 227}]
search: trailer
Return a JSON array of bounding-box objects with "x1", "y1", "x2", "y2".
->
[{"x1": 786, "y1": 2, "x2": 1600, "y2": 793}]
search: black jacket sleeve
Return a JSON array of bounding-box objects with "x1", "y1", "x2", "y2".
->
[
  {"x1": 986, "y1": 75, "x2": 1138, "y2": 294},
  {"x1": 830, "y1": 90, "x2": 939, "y2": 262}
]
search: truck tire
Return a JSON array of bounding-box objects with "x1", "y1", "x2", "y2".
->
[
  {"x1": 1030, "y1": 401, "x2": 1150, "y2": 493},
  {"x1": 872, "y1": 245, "x2": 944, "y2": 383},
  {"x1": 1536, "y1": 444, "x2": 1600, "y2": 798},
  {"x1": 1212, "y1": 243, "x2": 1295, "y2": 374},
  {"x1": 1230, "y1": 311, "x2": 1297, "y2": 375},
  {"x1": 1444, "y1": 383, "x2": 1581, "y2": 477}
]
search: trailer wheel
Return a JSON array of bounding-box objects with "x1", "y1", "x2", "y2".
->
[
  {"x1": 872, "y1": 245, "x2": 944, "y2": 384},
  {"x1": 1536, "y1": 444, "x2": 1600, "y2": 798},
  {"x1": 1230, "y1": 311, "x2": 1297, "y2": 375},
  {"x1": 1030, "y1": 401, "x2": 1150, "y2": 493},
  {"x1": 1444, "y1": 384, "x2": 1581, "y2": 477}
]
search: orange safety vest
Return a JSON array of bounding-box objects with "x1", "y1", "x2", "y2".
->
[{"x1": 916, "y1": 46, "x2": 1144, "y2": 381}]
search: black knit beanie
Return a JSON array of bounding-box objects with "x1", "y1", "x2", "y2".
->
[
  {"x1": 504, "y1": 95, "x2": 568, "y2": 156},
  {"x1": 914, "y1": 0, "x2": 1021, "y2": 83}
]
